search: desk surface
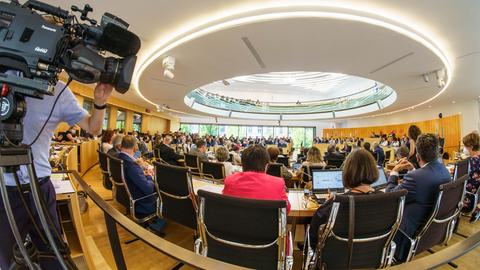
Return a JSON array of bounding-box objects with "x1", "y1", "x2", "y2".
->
[{"x1": 192, "y1": 177, "x2": 318, "y2": 217}]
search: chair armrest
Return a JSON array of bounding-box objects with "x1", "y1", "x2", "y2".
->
[
  {"x1": 397, "y1": 228, "x2": 414, "y2": 241},
  {"x1": 286, "y1": 230, "x2": 294, "y2": 270},
  {"x1": 132, "y1": 192, "x2": 158, "y2": 203}
]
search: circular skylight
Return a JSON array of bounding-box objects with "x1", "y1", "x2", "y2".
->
[{"x1": 184, "y1": 72, "x2": 396, "y2": 120}]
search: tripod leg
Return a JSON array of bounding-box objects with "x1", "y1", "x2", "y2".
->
[
  {"x1": 0, "y1": 167, "x2": 36, "y2": 269},
  {"x1": 26, "y1": 164, "x2": 69, "y2": 270}
]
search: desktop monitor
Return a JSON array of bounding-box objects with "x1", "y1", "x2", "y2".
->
[
  {"x1": 372, "y1": 166, "x2": 388, "y2": 189},
  {"x1": 311, "y1": 169, "x2": 345, "y2": 193}
]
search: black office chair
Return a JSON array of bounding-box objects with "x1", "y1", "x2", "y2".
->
[
  {"x1": 107, "y1": 155, "x2": 130, "y2": 214},
  {"x1": 153, "y1": 162, "x2": 201, "y2": 252},
  {"x1": 267, "y1": 163, "x2": 296, "y2": 188},
  {"x1": 453, "y1": 158, "x2": 469, "y2": 180},
  {"x1": 383, "y1": 150, "x2": 392, "y2": 167},
  {"x1": 266, "y1": 163, "x2": 283, "y2": 178},
  {"x1": 108, "y1": 155, "x2": 158, "y2": 224},
  {"x1": 197, "y1": 190, "x2": 293, "y2": 270},
  {"x1": 325, "y1": 159, "x2": 344, "y2": 168},
  {"x1": 304, "y1": 190, "x2": 407, "y2": 270},
  {"x1": 184, "y1": 153, "x2": 200, "y2": 174},
  {"x1": 97, "y1": 150, "x2": 112, "y2": 190},
  {"x1": 201, "y1": 161, "x2": 225, "y2": 183},
  {"x1": 277, "y1": 156, "x2": 290, "y2": 168},
  {"x1": 396, "y1": 175, "x2": 467, "y2": 262}
]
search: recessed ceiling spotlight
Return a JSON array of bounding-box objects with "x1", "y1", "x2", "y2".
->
[
  {"x1": 428, "y1": 105, "x2": 432, "y2": 108},
  {"x1": 452, "y1": 100, "x2": 456, "y2": 104}
]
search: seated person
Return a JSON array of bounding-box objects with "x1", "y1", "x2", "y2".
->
[
  {"x1": 157, "y1": 134, "x2": 183, "y2": 165},
  {"x1": 392, "y1": 146, "x2": 410, "y2": 179},
  {"x1": 229, "y1": 144, "x2": 242, "y2": 165},
  {"x1": 223, "y1": 145, "x2": 291, "y2": 213},
  {"x1": 461, "y1": 131, "x2": 480, "y2": 222},
  {"x1": 101, "y1": 129, "x2": 114, "y2": 153},
  {"x1": 324, "y1": 144, "x2": 344, "y2": 163},
  {"x1": 189, "y1": 139, "x2": 210, "y2": 162},
  {"x1": 267, "y1": 146, "x2": 293, "y2": 180},
  {"x1": 61, "y1": 125, "x2": 79, "y2": 142},
  {"x1": 309, "y1": 149, "x2": 381, "y2": 248},
  {"x1": 107, "y1": 134, "x2": 124, "y2": 157},
  {"x1": 117, "y1": 135, "x2": 166, "y2": 232},
  {"x1": 363, "y1": 142, "x2": 376, "y2": 159},
  {"x1": 373, "y1": 142, "x2": 385, "y2": 166},
  {"x1": 296, "y1": 146, "x2": 326, "y2": 179},
  {"x1": 215, "y1": 146, "x2": 239, "y2": 177},
  {"x1": 386, "y1": 134, "x2": 451, "y2": 262}
]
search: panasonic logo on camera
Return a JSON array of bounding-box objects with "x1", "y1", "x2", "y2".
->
[
  {"x1": 35, "y1": 47, "x2": 48, "y2": 54},
  {"x1": 41, "y1": 25, "x2": 57, "y2": 32}
]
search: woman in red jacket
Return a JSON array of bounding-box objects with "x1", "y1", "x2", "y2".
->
[{"x1": 223, "y1": 145, "x2": 291, "y2": 213}]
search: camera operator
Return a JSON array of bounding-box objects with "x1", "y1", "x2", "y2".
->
[{"x1": 0, "y1": 70, "x2": 114, "y2": 269}]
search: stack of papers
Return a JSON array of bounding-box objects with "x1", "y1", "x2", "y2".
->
[{"x1": 51, "y1": 174, "x2": 75, "y2": 194}]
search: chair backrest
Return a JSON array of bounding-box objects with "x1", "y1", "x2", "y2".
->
[
  {"x1": 266, "y1": 163, "x2": 283, "y2": 178},
  {"x1": 326, "y1": 159, "x2": 344, "y2": 168},
  {"x1": 185, "y1": 153, "x2": 200, "y2": 170},
  {"x1": 201, "y1": 161, "x2": 225, "y2": 182},
  {"x1": 414, "y1": 175, "x2": 467, "y2": 256},
  {"x1": 153, "y1": 147, "x2": 161, "y2": 160},
  {"x1": 277, "y1": 156, "x2": 290, "y2": 168},
  {"x1": 107, "y1": 155, "x2": 130, "y2": 212},
  {"x1": 153, "y1": 162, "x2": 198, "y2": 230},
  {"x1": 197, "y1": 190, "x2": 287, "y2": 270},
  {"x1": 314, "y1": 190, "x2": 407, "y2": 269},
  {"x1": 383, "y1": 150, "x2": 392, "y2": 167},
  {"x1": 453, "y1": 158, "x2": 469, "y2": 180},
  {"x1": 98, "y1": 150, "x2": 109, "y2": 173}
]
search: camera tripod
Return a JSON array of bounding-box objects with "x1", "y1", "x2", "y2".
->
[{"x1": 0, "y1": 146, "x2": 77, "y2": 269}]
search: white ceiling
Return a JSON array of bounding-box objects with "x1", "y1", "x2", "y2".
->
[
  {"x1": 45, "y1": 0, "x2": 480, "y2": 121},
  {"x1": 201, "y1": 72, "x2": 381, "y2": 103}
]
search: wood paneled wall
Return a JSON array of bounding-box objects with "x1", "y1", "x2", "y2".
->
[
  {"x1": 54, "y1": 80, "x2": 176, "y2": 134},
  {"x1": 324, "y1": 114, "x2": 462, "y2": 156}
]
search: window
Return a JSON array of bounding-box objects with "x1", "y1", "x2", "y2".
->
[
  {"x1": 82, "y1": 99, "x2": 93, "y2": 113},
  {"x1": 274, "y1": 127, "x2": 288, "y2": 138},
  {"x1": 133, "y1": 113, "x2": 142, "y2": 132},
  {"x1": 199, "y1": 124, "x2": 218, "y2": 136},
  {"x1": 263, "y1": 126, "x2": 274, "y2": 138},
  {"x1": 179, "y1": 123, "x2": 315, "y2": 147},
  {"x1": 116, "y1": 110, "x2": 126, "y2": 130},
  {"x1": 102, "y1": 107, "x2": 110, "y2": 130},
  {"x1": 225, "y1": 125, "x2": 239, "y2": 138}
]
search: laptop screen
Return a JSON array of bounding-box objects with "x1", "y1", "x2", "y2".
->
[
  {"x1": 372, "y1": 167, "x2": 388, "y2": 189},
  {"x1": 312, "y1": 170, "x2": 344, "y2": 193}
]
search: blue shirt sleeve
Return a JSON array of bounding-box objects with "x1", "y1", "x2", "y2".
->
[{"x1": 59, "y1": 84, "x2": 89, "y2": 126}]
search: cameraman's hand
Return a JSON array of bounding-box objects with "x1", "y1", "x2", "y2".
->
[{"x1": 94, "y1": 83, "x2": 114, "y2": 105}]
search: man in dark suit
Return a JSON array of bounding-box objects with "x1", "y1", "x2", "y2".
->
[
  {"x1": 117, "y1": 135, "x2": 166, "y2": 232},
  {"x1": 157, "y1": 134, "x2": 183, "y2": 165},
  {"x1": 386, "y1": 133, "x2": 451, "y2": 262}
]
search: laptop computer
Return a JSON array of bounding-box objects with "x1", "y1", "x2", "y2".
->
[
  {"x1": 372, "y1": 166, "x2": 388, "y2": 190},
  {"x1": 311, "y1": 169, "x2": 345, "y2": 195}
]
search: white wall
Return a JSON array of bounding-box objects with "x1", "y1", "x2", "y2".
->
[{"x1": 337, "y1": 100, "x2": 480, "y2": 137}]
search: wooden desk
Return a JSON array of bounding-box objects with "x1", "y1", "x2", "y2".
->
[
  {"x1": 53, "y1": 172, "x2": 94, "y2": 270},
  {"x1": 79, "y1": 140, "x2": 100, "y2": 175},
  {"x1": 191, "y1": 177, "x2": 319, "y2": 217}
]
